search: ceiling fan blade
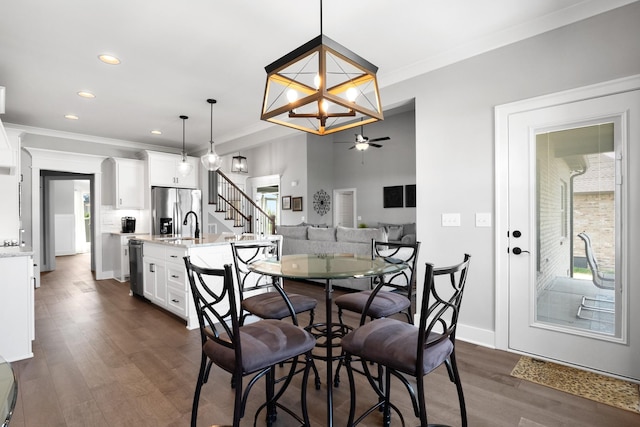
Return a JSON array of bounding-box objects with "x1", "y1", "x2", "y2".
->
[
  {"x1": 334, "y1": 141, "x2": 353, "y2": 143},
  {"x1": 369, "y1": 143, "x2": 383, "y2": 148},
  {"x1": 348, "y1": 145, "x2": 356, "y2": 150},
  {"x1": 368, "y1": 136, "x2": 390, "y2": 142}
]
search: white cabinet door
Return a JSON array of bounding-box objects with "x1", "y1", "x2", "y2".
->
[
  {"x1": 143, "y1": 256, "x2": 166, "y2": 306},
  {"x1": 148, "y1": 152, "x2": 198, "y2": 188},
  {"x1": 116, "y1": 159, "x2": 144, "y2": 209},
  {"x1": 0, "y1": 255, "x2": 33, "y2": 361}
]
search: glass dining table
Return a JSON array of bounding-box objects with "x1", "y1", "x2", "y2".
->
[{"x1": 248, "y1": 253, "x2": 407, "y2": 427}]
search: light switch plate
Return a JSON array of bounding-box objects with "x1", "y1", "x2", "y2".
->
[
  {"x1": 476, "y1": 212, "x2": 491, "y2": 227},
  {"x1": 442, "y1": 213, "x2": 461, "y2": 227}
]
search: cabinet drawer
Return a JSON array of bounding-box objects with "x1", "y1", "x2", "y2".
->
[
  {"x1": 167, "y1": 266, "x2": 186, "y2": 289},
  {"x1": 167, "y1": 287, "x2": 188, "y2": 317},
  {"x1": 144, "y1": 244, "x2": 165, "y2": 259},
  {"x1": 165, "y1": 247, "x2": 186, "y2": 262}
]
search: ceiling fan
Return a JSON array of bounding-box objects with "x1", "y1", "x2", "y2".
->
[{"x1": 335, "y1": 121, "x2": 390, "y2": 151}]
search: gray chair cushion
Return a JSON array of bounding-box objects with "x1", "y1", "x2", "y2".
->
[
  {"x1": 204, "y1": 319, "x2": 316, "y2": 374},
  {"x1": 335, "y1": 290, "x2": 410, "y2": 319},
  {"x1": 243, "y1": 292, "x2": 317, "y2": 320},
  {"x1": 341, "y1": 318, "x2": 453, "y2": 375}
]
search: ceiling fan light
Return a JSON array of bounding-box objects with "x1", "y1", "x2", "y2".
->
[{"x1": 355, "y1": 142, "x2": 369, "y2": 151}]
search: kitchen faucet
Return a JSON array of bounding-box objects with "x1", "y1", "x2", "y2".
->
[{"x1": 182, "y1": 211, "x2": 200, "y2": 238}]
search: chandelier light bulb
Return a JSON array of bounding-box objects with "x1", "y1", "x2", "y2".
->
[
  {"x1": 346, "y1": 87, "x2": 358, "y2": 102},
  {"x1": 314, "y1": 73, "x2": 321, "y2": 90},
  {"x1": 287, "y1": 89, "x2": 298, "y2": 103},
  {"x1": 177, "y1": 157, "x2": 193, "y2": 176}
]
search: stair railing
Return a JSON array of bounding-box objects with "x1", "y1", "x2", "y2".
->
[{"x1": 214, "y1": 170, "x2": 276, "y2": 235}]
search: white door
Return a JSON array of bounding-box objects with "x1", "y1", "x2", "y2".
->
[
  {"x1": 333, "y1": 188, "x2": 356, "y2": 227},
  {"x1": 507, "y1": 89, "x2": 639, "y2": 381}
]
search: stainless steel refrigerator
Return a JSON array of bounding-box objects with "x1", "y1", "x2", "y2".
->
[{"x1": 151, "y1": 187, "x2": 202, "y2": 237}]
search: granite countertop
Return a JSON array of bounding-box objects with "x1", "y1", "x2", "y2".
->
[
  {"x1": 0, "y1": 246, "x2": 34, "y2": 258},
  {"x1": 136, "y1": 233, "x2": 278, "y2": 248}
]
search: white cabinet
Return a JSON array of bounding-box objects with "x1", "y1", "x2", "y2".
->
[
  {"x1": 0, "y1": 253, "x2": 34, "y2": 361},
  {"x1": 147, "y1": 151, "x2": 198, "y2": 188},
  {"x1": 142, "y1": 243, "x2": 187, "y2": 316},
  {"x1": 102, "y1": 158, "x2": 145, "y2": 209}
]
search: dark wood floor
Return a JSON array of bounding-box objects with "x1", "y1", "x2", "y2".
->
[{"x1": 8, "y1": 253, "x2": 639, "y2": 426}]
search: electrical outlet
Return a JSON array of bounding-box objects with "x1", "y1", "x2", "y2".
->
[{"x1": 442, "y1": 213, "x2": 461, "y2": 227}]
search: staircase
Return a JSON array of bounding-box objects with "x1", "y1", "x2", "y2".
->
[{"x1": 213, "y1": 170, "x2": 275, "y2": 235}]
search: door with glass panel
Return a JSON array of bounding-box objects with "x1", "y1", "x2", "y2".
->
[{"x1": 508, "y1": 90, "x2": 639, "y2": 380}]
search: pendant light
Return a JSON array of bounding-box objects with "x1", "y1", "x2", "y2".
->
[
  {"x1": 260, "y1": 0, "x2": 383, "y2": 136},
  {"x1": 177, "y1": 115, "x2": 193, "y2": 177},
  {"x1": 231, "y1": 153, "x2": 248, "y2": 173},
  {"x1": 200, "y1": 98, "x2": 222, "y2": 171}
]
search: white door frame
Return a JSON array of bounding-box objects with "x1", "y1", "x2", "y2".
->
[{"x1": 494, "y1": 75, "x2": 640, "y2": 350}]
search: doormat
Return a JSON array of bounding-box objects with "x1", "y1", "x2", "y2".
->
[{"x1": 510, "y1": 356, "x2": 640, "y2": 414}]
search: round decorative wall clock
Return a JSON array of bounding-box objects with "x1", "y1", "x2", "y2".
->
[{"x1": 313, "y1": 189, "x2": 331, "y2": 216}]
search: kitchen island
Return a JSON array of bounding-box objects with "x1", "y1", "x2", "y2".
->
[{"x1": 136, "y1": 233, "x2": 280, "y2": 329}]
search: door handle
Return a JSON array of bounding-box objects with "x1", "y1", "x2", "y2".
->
[{"x1": 512, "y1": 247, "x2": 530, "y2": 255}]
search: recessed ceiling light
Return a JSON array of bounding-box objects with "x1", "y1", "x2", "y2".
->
[
  {"x1": 77, "y1": 91, "x2": 95, "y2": 99},
  {"x1": 65, "y1": 114, "x2": 79, "y2": 120},
  {"x1": 98, "y1": 54, "x2": 120, "y2": 65},
  {"x1": 150, "y1": 130, "x2": 162, "y2": 135}
]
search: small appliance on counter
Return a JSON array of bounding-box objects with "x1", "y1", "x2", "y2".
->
[{"x1": 121, "y1": 216, "x2": 136, "y2": 233}]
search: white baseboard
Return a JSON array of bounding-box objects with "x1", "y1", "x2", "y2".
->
[{"x1": 456, "y1": 322, "x2": 495, "y2": 348}]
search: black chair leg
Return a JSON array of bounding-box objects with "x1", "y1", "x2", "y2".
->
[
  {"x1": 448, "y1": 352, "x2": 467, "y2": 427},
  {"x1": 191, "y1": 353, "x2": 207, "y2": 427},
  {"x1": 345, "y1": 354, "x2": 357, "y2": 427}
]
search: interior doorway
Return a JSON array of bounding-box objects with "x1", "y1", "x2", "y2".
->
[
  {"x1": 40, "y1": 171, "x2": 94, "y2": 273},
  {"x1": 333, "y1": 188, "x2": 357, "y2": 227}
]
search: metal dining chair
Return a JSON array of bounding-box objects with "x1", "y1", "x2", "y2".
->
[
  {"x1": 183, "y1": 258, "x2": 317, "y2": 427},
  {"x1": 342, "y1": 254, "x2": 471, "y2": 427}
]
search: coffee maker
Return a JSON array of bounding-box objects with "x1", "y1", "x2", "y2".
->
[{"x1": 121, "y1": 217, "x2": 136, "y2": 233}]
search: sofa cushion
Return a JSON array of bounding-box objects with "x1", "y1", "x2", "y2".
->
[
  {"x1": 403, "y1": 222, "x2": 416, "y2": 236},
  {"x1": 337, "y1": 226, "x2": 384, "y2": 244},
  {"x1": 277, "y1": 225, "x2": 308, "y2": 240},
  {"x1": 308, "y1": 227, "x2": 336, "y2": 242}
]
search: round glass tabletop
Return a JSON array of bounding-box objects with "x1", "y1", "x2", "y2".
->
[{"x1": 248, "y1": 253, "x2": 407, "y2": 280}]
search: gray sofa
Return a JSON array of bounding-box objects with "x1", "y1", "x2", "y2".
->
[{"x1": 276, "y1": 225, "x2": 386, "y2": 290}]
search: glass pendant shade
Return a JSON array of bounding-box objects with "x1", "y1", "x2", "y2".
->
[
  {"x1": 177, "y1": 115, "x2": 193, "y2": 177},
  {"x1": 201, "y1": 142, "x2": 222, "y2": 171},
  {"x1": 200, "y1": 98, "x2": 222, "y2": 171},
  {"x1": 177, "y1": 155, "x2": 193, "y2": 176}
]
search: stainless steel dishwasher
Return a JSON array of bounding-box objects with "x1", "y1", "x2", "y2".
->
[{"x1": 128, "y1": 239, "x2": 144, "y2": 297}]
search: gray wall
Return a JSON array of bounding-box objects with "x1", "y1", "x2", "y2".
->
[{"x1": 332, "y1": 109, "x2": 416, "y2": 227}]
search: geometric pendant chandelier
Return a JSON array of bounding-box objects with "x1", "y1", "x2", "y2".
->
[{"x1": 260, "y1": 0, "x2": 383, "y2": 136}]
